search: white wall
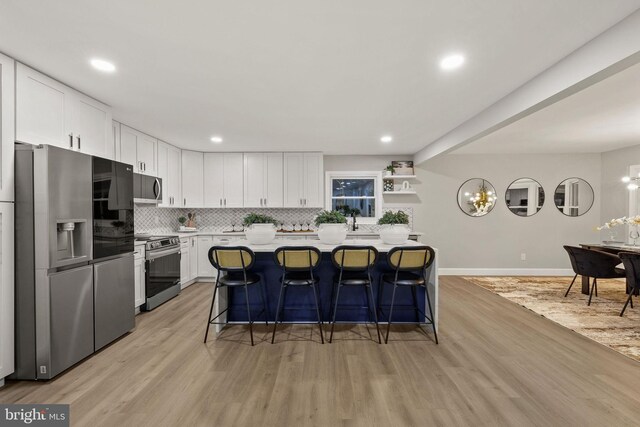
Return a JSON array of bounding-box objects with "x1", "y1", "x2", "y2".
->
[{"x1": 414, "y1": 153, "x2": 602, "y2": 271}]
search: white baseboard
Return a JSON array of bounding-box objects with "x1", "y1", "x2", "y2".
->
[{"x1": 440, "y1": 268, "x2": 574, "y2": 276}]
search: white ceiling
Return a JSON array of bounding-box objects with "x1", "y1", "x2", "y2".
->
[
  {"x1": 454, "y1": 61, "x2": 640, "y2": 154},
  {"x1": 1, "y1": 0, "x2": 639, "y2": 154}
]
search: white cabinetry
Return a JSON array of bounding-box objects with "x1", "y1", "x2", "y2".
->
[
  {"x1": 197, "y1": 236, "x2": 216, "y2": 277},
  {"x1": 284, "y1": 152, "x2": 323, "y2": 207},
  {"x1": 180, "y1": 238, "x2": 191, "y2": 288},
  {"x1": 244, "y1": 153, "x2": 283, "y2": 208},
  {"x1": 157, "y1": 141, "x2": 182, "y2": 207},
  {"x1": 0, "y1": 53, "x2": 15, "y2": 381},
  {"x1": 203, "y1": 153, "x2": 244, "y2": 208},
  {"x1": 134, "y1": 245, "x2": 146, "y2": 309},
  {"x1": 189, "y1": 237, "x2": 198, "y2": 281},
  {"x1": 0, "y1": 190, "x2": 15, "y2": 381},
  {"x1": 15, "y1": 63, "x2": 113, "y2": 159},
  {"x1": 119, "y1": 124, "x2": 157, "y2": 175},
  {"x1": 0, "y1": 53, "x2": 15, "y2": 202},
  {"x1": 181, "y1": 151, "x2": 204, "y2": 207}
]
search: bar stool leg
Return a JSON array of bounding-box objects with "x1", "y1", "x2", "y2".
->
[
  {"x1": 244, "y1": 284, "x2": 254, "y2": 346},
  {"x1": 411, "y1": 286, "x2": 420, "y2": 323},
  {"x1": 204, "y1": 283, "x2": 219, "y2": 343},
  {"x1": 377, "y1": 278, "x2": 385, "y2": 318},
  {"x1": 385, "y1": 284, "x2": 398, "y2": 344},
  {"x1": 365, "y1": 283, "x2": 381, "y2": 344},
  {"x1": 311, "y1": 282, "x2": 324, "y2": 344},
  {"x1": 258, "y1": 279, "x2": 269, "y2": 326},
  {"x1": 329, "y1": 284, "x2": 342, "y2": 343},
  {"x1": 425, "y1": 284, "x2": 438, "y2": 345},
  {"x1": 271, "y1": 278, "x2": 286, "y2": 344}
]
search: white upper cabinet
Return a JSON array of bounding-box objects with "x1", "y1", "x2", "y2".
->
[
  {"x1": 69, "y1": 95, "x2": 113, "y2": 158},
  {"x1": 0, "y1": 53, "x2": 15, "y2": 202},
  {"x1": 15, "y1": 63, "x2": 113, "y2": 159},
  {"x1": 181, "y1": 150, "x2": 204, "y2": 207},
  {"x1": 243, "y1": 153, "x2": 283, "y2": 208},
  {"x1": 157, "y1": 141, "x2": 181, "y2": 207},
  {"x1": 203, "y1": 153, "x2": 243, "y2": 208},
  {"x1": 119, "y1": 124, "x2": 157, "y2": 175},
  {"x1": 284, "y1": 152, "x2": 323, "y2": 207}
]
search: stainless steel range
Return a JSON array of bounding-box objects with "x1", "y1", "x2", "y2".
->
[{"x1": 136, "y1": 236, "x2": 181, "y2": 311}]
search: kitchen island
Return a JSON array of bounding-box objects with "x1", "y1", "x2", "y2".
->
[{"x1": 210, "y1": 239, "x2": 438, "y2": 332}]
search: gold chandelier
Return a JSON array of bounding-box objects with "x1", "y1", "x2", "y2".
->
[{"x1": 465, "y1": 180, "x2": 496, "y2": 214}]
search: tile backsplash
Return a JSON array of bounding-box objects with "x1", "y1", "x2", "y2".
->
[{"x1": 134, "y1": 206, "x2": 413, "y2": 234}]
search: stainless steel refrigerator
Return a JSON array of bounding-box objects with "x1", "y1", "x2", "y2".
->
[{"x1": 13, "y1": 144, "x2": 135, "y2": 380}]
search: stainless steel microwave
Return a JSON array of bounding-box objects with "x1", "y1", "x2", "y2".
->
[{"x1": 134, "y1": 173, "x2": 162, "y2": 204}]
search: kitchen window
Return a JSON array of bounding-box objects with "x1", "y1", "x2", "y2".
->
[{"x1": 325, "y1": 171, "x2": 382, "y2": 223}]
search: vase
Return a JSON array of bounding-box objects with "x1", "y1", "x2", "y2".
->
[
  {"x1": 317, "y1": 223, "x2": 348, "y2": 244},
  {"x1": 379, "y1": 224, "x2": 410, "y2": 245},
  {"x1": 245, "y1": 223, "x2": 276, "y2": 245}
]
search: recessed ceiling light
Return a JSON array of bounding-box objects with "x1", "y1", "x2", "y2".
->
[
  {"x1": 380, "y1": 135, "x2": 393, "y2": 143},
  {"x1": 210, "y1": 136, "x2": 223, "y2": 143},
  {"x1": 440, "y1": 54, "x2": 465, "y2": 71},
  {"x1": 90, "y1": 58, "x2": 116, "y2": 73}
]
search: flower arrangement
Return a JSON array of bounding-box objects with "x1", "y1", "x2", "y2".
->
[{"x1": 596, "y1": 216, "x2": 640, "y2": 230}]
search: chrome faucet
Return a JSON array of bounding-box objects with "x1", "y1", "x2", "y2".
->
[{"x1": 351, "y1": 212, "x2": 358, "y2": 231}]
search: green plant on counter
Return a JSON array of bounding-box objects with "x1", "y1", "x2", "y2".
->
[
  {"x1": 385, "y1": 165, "x2": 395, "y2": 174},
  {"x1": 178, "y1": 216, "x2": 187, "y2": 225},
  {"x1": 314, "y1": 210, "x2": 347, "y2": 226},
  {"x1": 377, "y1": 210, "x2": 409, "y2": 225},
  {"x1": 242, "y1": 213, "x2": 279, "y2": 227}
]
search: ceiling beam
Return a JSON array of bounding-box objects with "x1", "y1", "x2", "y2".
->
[{"x1": 413, "y1": 8, "x2": 640, "y2": 164}]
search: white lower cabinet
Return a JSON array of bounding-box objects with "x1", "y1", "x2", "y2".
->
[
  {"x1": 0, "y1": 203, "x2": 15, "y2": 380},
  {"x1": 189, "y1": 237, "x2": 198, "y2": 281},
  {"x1": 197, "y1": 236, "x2": 216, "y2": 277},
  {"x1": 134, "y1": 246, "x2": 146, "y2": 309},
  {"x1": 180, "y1": 238, "x2": 190, "y2": 288}
]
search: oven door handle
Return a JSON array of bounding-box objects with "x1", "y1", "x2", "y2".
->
[{"x1": 146, "y1": 247, "x2": 181, "y2": 261}]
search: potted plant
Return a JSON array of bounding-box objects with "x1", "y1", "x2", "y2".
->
[
  {"x1": 315, "y1": 210, "x2": 348, "y2": 244},
  {"x1": 383, "y1": 165, "x2": 395, "y2": 177},
  {"x1": 178, "y1": 216, "x2": 187, "y2": 230},
  {"x1": 377, "y1": 210, "x2": 410, "y2": 244},
  {"x1": 243, "y1": 213, "x2": 278, "y2": 244}
]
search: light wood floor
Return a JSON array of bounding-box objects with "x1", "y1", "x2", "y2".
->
[{"x1": 1, "y1": 277, "x2": 639, "y2": 426}]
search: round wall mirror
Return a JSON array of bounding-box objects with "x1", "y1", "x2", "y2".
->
[
  {"x1": 505, "y1": 178, "x2": 545, "y2": 217},
  {"x1": 457, "y1": 178, "x2": 497, "y2": 217},
  {"x1": 553, "y1": 178, "x2": 594, "y2": 217}
]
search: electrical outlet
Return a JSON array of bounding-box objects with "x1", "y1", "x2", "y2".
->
[
  {"x1": 154, "y1": 215, "x2": 159, "y2": 225},
  {"x1": 520, "y1": 253, "x2": 526, "y2": 261}
]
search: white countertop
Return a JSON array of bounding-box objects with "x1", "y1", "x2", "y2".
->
[
  {"x1": 149, "y1": 230, "x2": 423, "y2": 239},
  {"x1": 225, "y1": 238, "x2": 424, "y2": 252}
]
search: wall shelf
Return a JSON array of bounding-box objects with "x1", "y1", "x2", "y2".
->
[
  {"x1": 383, "y1": 175, "x2": 416, "y2": 179},
  {"x1": 383, "y1": 191, "x2": 416, "y2": 195}
]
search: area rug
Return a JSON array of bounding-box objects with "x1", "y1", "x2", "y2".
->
[{"x1": 463, "y1": 276, "x2": 640, "y2": 362}]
